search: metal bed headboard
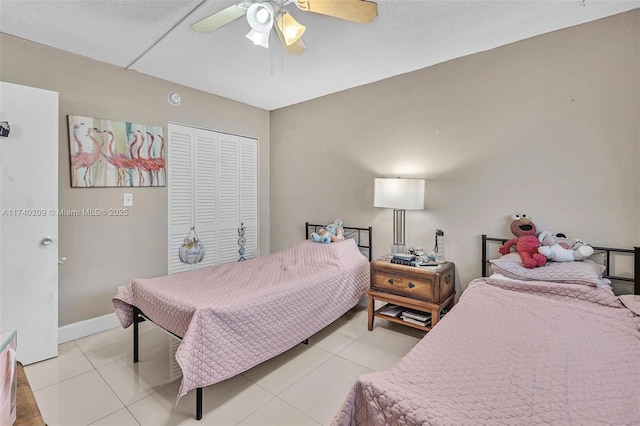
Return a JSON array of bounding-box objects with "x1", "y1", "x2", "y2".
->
[
  {"x1": 306, "y1": 222, "x2": 373, "y2": 261},
  {"x1": 481, "y1": 234, "x2": 640, "y2": 295}
]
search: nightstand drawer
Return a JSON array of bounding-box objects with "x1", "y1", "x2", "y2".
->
[
  {"x1": 372, "y1": 272, "x2": 434, "y2": 300},
  {"x1": 370, "y1": 260, "x2": 455, "y2": 304}
]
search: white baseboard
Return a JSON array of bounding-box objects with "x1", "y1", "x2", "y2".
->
[{"x1": 58, "y1": 312, "x2": 121, "y2": 344}]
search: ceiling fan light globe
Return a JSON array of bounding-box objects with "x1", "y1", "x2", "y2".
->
[
  {"x1": 255, "y1": 8, "x2": 270, "y2": 24},
  {"x1": 246, "y1": 3, "x2": 274, "y2": 32},
  {"x1": 278, "y1": 12, "x2": 305, "y2": 46},
  {"x1": 246, "y1": 29, "x2": 270, "y2": 48}
]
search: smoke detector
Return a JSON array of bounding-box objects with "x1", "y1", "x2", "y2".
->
[{"x1": 168, "y1": 92, "x2": 181, "y2": 106}]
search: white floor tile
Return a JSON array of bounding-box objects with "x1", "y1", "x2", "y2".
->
[
  {"x1": 97, "y1": 340, "x2": 176, "y2": 405},
  {"x1": 308, "y1": 307, "x2": 368, "y2": 354},
  {"x1": 75, "y1": 321, "x2": 170, "y2": 369},
  {"x1": 279, "y1": 356, "x2": 372, "y2": 426},
  {"x1": 238, "y1": 397, "x2": 320, "y2": 425},
  {"x1": 24, "y1": 341, "x2": 94, "y2": 391},
  {"x1": 243, "y1": 344, "x2": 332, "y2": 395},
  {"x1": 34, "y1": 370, "x2": 124, "y2": 426},
  {"x1": 90, "y1": 408, "x2": 140, "y2": 425},
  {"x1": 127, "y1": 375, "x2": 272, "y2": 426},
  {"x1": 24, "y1": 305, "x2": 418, "y2": 426},
  {"x1": 337, "y1": 326, "x2": 420, "y2": 371}
]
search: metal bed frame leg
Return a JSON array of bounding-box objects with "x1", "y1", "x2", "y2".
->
[
  {"x1": 132, "y1": 306, "x2": 205, "y2": 420},
  {"x1": 196, "y1": 387, "x2": 203, "y2": 420},
  {"x1": 133, "y1": 307, "x2": 140, "y2": 363},
  {"x1": 635, "y1": 247, "x2": 639, "y2": 295}
]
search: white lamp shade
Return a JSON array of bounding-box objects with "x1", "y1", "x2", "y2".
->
[
  {"x1": 374, "y1": 178, "x2": 425, "y2": 210},
  {"x1": 246, "y1": 3, "x2": 274, "y2": 33},
  {"x1": 246, "y1": 28, "x2": 270, "y2": 48}
]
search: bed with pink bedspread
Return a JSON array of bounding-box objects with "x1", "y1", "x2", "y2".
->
[
  {"x1": 113, "y1": 236, "x2": 369, "y2": 419},
  {"x1": 333, "y1": 238, "x2": 640, "y2": 426}
]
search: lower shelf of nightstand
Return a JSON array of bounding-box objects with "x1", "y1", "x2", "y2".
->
[
  {"x1": 367, "y1": 290, "x2": 456, "y2": 332},
  {"x1": 374, "y1": 308, "x2": 433, "y2": 332}
]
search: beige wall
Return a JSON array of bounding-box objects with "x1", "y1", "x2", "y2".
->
[
  {"x1": 0, "y1": 34, "x2": 271, "y2": 326},
  {"x1": 270, "y1": 10, "x2": 640, "y2": 295},
  {"x1": 1, "y1": 9, "x2": 638, "y2": 327}
]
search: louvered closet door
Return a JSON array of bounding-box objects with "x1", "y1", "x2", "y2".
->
[
  {"x1": 238, "y1": 137, "x2": 258, "y2": 260},
  {"x1": 193, "y1": 129, "x2": 218, "y2": 269},
  {"x1": 168, "y1": 124, "x2": 258, "y2": 271},
  {"x1": 217, "y1": 133, "x2": 258, "y2": 263},
  {"x1": 167, "y1": 124, "x2": 194, "y2": 273}
]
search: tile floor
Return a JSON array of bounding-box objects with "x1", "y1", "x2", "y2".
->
[{"x1": 25, "y1": 306, "x2": 425, "y2": 426}]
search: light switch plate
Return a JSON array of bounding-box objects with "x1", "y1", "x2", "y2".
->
[{"x1": 123, "y1": 193, "x2": 133, "y2": 207}]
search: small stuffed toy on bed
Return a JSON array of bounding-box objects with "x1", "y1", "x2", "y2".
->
[
  {"x1": 311, "y1": 219, "x2": 344, "y2": 244},
  {"x1": 311, "y1": 225, "x2": 335, "y2": 244},
  {"x1": 498, "y1": 213, "x2": 547, "y2": 269},
  {"x1": 331, "y1": 227, "x2": 345, "y2": 242},
  {"x1": 538, "y1": 231, "x2": 594, "y2": 262}
]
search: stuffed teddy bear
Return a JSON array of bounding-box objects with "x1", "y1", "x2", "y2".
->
[
  {"x1": 311, "y1": 219, "x2": 344, "y2": 244},
  {"x1": 311, "y1": 224, "x2": 335, "y2": 244},
  {"x1": 498, "y1": 213, "x2": 547, "y2": 269},
  {"x1": 537, "y1": 231, "x2": 594, "y2": 262},
  {"x1": 331, "y1": 227, "x2": 345, "y2": 242}
]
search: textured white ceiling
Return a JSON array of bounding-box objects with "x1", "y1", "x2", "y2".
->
[{"x1": 1, "y1": 0, "x2": 639, "y2": 110}]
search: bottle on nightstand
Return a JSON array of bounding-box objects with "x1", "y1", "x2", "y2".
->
[{"x1": 435, "y1": 229, "x2": 445, "y2": 263}]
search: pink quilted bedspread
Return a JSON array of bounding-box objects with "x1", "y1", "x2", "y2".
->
[
  {"x1": 113, "y1": 239, "x2": 369, "y2": 397},
  {"x1": 333, "y1": 276, "x2": 640, "y2": 425}
]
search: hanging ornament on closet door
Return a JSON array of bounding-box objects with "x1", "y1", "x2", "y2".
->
[
  {"x1": 238, "y1": 223, "x2": 247, "y2": 262},
  {"x1": 179, "y1": 226, "x2": 206, "y2": 264}
]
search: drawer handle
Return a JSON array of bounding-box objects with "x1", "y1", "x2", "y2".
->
[
  {"x1": 408, "y1": 282, "x2": 415, "y2": 289},
  {"x1": 445, "y1": 275, "x2": 452, "y2": 284},
  {"x1": 388, "y1": 278, "x2": 394, "y2": 285}
]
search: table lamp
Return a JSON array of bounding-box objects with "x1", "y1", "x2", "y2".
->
[{"x1": 374, "y1": 177, "x2": 425, "y2": 253}]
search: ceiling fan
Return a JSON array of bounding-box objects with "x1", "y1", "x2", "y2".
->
[{"x1": 191, "y1": 0, "x2": 378, "y2": 55}]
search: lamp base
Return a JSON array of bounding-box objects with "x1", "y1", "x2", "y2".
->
[{"x1": 391, "y1": 244, "x2": 406, "y2": 254}]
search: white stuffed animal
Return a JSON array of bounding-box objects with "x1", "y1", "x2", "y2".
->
[{"x1": 537, "y1": 231, "x2": 594, "y2": 262}]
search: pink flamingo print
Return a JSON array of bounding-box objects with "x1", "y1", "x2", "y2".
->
[
  {"x1": 152, "y1": 134, "x2": 166, "y2": 185},
  {"x1": 135, "y1": 130, "x2": 156, "y2": 186},
  {"x1": 70, "y1": 122, "x2": 85, "y2": 186},
  {"x1": 145, "y1": 132, "x2": 163, "y2": 186},
  {"x1": 71, "y1": 126, "x2": 102, "y2": 186},
  {"x1": 103, "y1": 130, "x2": 135, "y2": 186},
  {"x1": 128, "y1": 131, "x2": 146, "y2": 186},
  {"x1": 71, "y1": 123, "x2": 85, "y2": 156}
]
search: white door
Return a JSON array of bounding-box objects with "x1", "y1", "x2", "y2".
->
[{"x1": 0, "y1": 81, "x2": 59, "y2": 365}]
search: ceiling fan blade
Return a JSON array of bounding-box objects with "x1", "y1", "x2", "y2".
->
[
  {"x1": 275, "y1": 24, "x2": 306, "y2": 55},
  {"x1": 191, "y1": 4, "x2": 248, "y2": 33},
  {"x1": 295, "y1": 0, "x2": 377, "y2": 24}
]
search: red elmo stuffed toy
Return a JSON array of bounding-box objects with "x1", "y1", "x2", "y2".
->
[{"x1": 498, "y1": 214, "x2": 547, "y2": 269}]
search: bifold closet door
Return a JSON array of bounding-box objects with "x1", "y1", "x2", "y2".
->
[
  {"x1": 217, "y1": 133, "x2": 257, "y2": 264},
  {"x1": 168, "y1": 123, "x2": 257, "y2": 274},
  {"x1": 167, "y1": 123, "x2": 196, "y2": 274}
]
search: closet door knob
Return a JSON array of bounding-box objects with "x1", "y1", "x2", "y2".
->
[{"x1": 40, "y1": 236, "x2": 54, "y2": 246}]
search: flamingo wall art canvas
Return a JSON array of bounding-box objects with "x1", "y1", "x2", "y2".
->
[{"x1": 68, "y1": 115, "x2": 165, "y2": 187}]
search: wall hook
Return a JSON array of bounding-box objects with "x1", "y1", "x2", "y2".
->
[{"x1": 0, "y1": 121, "x2": 10, "y2": 137}]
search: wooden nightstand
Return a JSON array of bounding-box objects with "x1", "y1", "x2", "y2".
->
[{"x1": 367, "y1": 259, "x2": 456, "y2": 331}]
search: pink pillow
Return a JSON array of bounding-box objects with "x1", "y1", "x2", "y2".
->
[{"x1": 490, "y1": 253, "x2": 606, "y2": 286}]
